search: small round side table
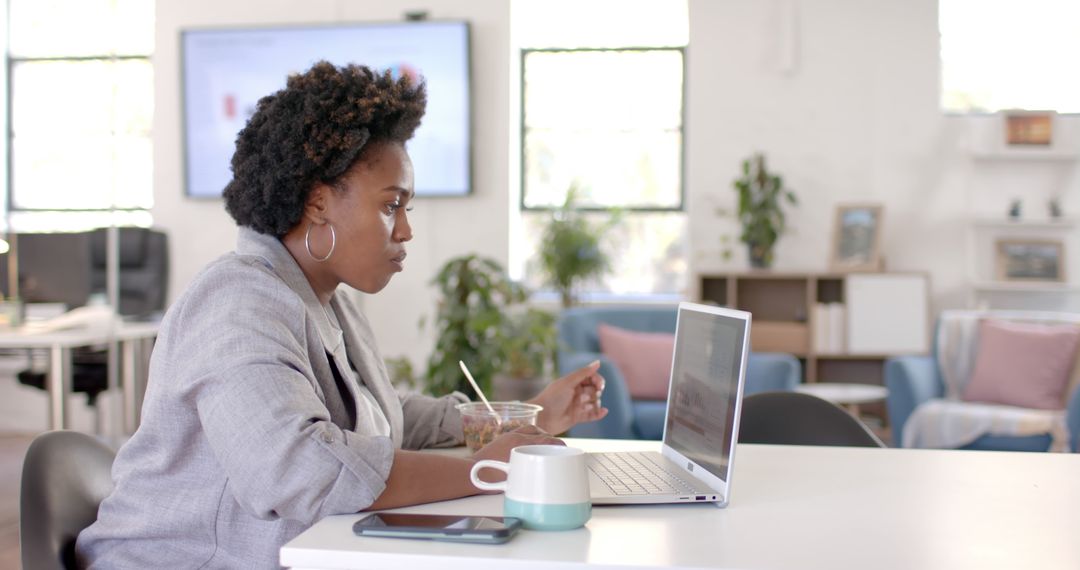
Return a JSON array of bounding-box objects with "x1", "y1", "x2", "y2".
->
[{"x1": 794, "y1": 383, "x2": 889, "y2": 417}]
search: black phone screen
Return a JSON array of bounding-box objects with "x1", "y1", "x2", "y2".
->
[{"x1": 353, "y1": 513, "x2": 523, "y2": 543}]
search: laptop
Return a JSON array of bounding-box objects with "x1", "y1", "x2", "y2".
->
[{"x1": 587, "y1": 302, "x2": 751, "y2": 507}]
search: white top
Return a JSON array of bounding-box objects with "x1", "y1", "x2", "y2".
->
[
  {"x1": 325, "y1": 307, "x2": 391, "y2": 437},
  {"x1": 281, "y1": 439, "x2": 1080, "y2": 570}
]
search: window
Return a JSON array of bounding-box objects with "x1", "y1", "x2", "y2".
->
[
  {"x1": 6, "y1": 0, "x2": 154, "y2": 228},
  {"x1": 513, "y1": 0, "x2": 688, "y2": 299},
  {"x1": 940, "y1": 0, "x2": 1080, "y2": 113}
]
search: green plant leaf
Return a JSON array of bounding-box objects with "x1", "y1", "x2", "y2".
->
[
  {"x1": 731, "y1": 152, "x2": 797, "y2": 265},
  {"x1": 421, "y1": 254, "x2": 558, "y2": 395}
]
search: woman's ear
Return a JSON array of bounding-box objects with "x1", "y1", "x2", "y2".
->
[{"x1": 303, "y1": 184, "x2": 332, "y2": 224}]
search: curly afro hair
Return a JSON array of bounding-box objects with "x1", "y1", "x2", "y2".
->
[{"x1": 223, "y1": 61, "x2": 427, "y2": 236}]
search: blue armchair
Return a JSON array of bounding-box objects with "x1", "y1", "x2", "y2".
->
[
  {"x1": 885, "y1": 311, "x2": 1080, "y2": 452},
  {"x1": 557, "y1": 305, "x2": 802, "y2": 440}
]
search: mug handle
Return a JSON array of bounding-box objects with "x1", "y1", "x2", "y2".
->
[{"x1": 470, "y1": 460, "x2": 510, "y2": 492}]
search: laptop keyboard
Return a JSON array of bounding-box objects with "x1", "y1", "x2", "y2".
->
[{"x1": 588, "y1": 452, "x2": 697, "y2": 496}]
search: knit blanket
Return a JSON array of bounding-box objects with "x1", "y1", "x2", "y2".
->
[{"x1": 901, "y1": 310, "x2": 1080, "y2": 451}]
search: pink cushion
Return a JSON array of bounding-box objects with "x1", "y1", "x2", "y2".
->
[
  {"x1": 962, "y1": 319, "x2": 1080, "y2": 410},
  {"x1": 597, "y1": 323, "x2": 675, "y2": 400}
]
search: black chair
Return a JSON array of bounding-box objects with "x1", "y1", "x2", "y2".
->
[
  {"x1": 88, "y1": 227, "x2": 170, "y2": 319},
  {"x1": 20, "y1": 430, "x2": 116, "y2": 570},
  {"x1": 6, "y1": 228, "x2": 168, "y2": 428},
  {"x1": 738, "y1": 391, "x2": 887, "y2": 448}
]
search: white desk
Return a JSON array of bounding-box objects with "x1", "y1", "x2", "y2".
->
[
  {"x1": 281, "y1": 439, "x2": 1080, "y2": 570},
  {"x1": 0, "y1": 321, "x2": 158, "y2": 431}
]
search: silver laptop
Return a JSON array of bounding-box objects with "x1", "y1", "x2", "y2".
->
[{"x1": 588, "y1": 302, "x2": 751, "y2": 507}]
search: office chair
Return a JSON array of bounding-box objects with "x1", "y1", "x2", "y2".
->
[
  {"x1": 738, "y1": 391, "x2": 887, "y2": 448},
  {"x1": 10, "y1": 228, "x2": 168, "y2": 430},
  {"x1": 20, "y1": 430, "x2": 116, "y2": 570},
  {"x1": 88, "y1": 227, "x2": 170, "y2": 319}
]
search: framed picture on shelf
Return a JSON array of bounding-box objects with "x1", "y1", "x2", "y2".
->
[
  {"x1": 995, "y1": 239, "x2": 1065, "y2": 282},
  {"x1": 830, "y1": 203, "x2": 884, "y2": 272},
  {"x1": 1003, "y1": 110, "x2": 1055, "y2": 146}
]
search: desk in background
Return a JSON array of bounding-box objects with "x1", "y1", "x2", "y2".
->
[
  {"x1": 282, "y1": 439, "x2": 1079, "y2": 570},
  {"x1": 0, "y1": 321, "x2": 157, "y2": 432}
]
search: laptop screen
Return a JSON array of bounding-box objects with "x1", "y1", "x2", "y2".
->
[{"x1": 662, "y1": 305, "x2": 748, "y2": 481}]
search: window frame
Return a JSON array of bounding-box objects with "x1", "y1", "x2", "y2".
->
[{"x1": 518, "y1": 46, "x2": 687, "y2": 214}]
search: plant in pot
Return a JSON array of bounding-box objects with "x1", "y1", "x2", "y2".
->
[
  {"x1": 493, "y1": 307, "x2": 558, "y2": 401},
  {"x1": 732, "y1": 153, "x2": 797, "y2": 268},
  {"x1": 422, "y1": 254, "x2": 556, "y2": 399},
  {"x1": 538, "y1": 186, "x2": 619, "y2": 308}
]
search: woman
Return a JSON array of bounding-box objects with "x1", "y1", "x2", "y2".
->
[{"x1": 76, "y1": 61, "x2": 606, "y2": 568}]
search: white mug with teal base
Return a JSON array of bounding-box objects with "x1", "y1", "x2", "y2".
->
[{"x1": 470, "y1": 445, "x2": 591, "y2": 531}]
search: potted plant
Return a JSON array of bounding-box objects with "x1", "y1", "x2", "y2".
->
[
  {"x1": 422, "y1": 254, "x2": 556, "y2": 398},
  {"x1": 492, "y1": 307, "x2": 558, "y2": 401},
  {"x1": 538, "y1": 186, "x2": 618, "y2": 308},
  {"x1": 383, "y1": 355, "x2": 420, "y2": 392},
  {"x1": 732, "y1": 153, "x2": 797, "y2": 268}
]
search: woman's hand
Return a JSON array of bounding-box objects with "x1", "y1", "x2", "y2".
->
[
  {"x1": 529, "y1": 360, "x2": 608, "y2": 435},
  {"x1": 472, "y1": 424, "x2": 564, "y2": 463}
]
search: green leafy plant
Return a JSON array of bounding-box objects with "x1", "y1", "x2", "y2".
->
[
  {"x1": 733, "y1": 153, "x2": 797, "y2": 268},
  {"x1": 423, "y1": 254, "x2": 556, "y2": 396},
  {"x1": 501, "y1": 308, "x2": 557, "y2": 380},
  {"x1": 538, "y1": 186, "x2": 619, "y2": 308},
  {"x1": 384, "y1": 355, "x2": 420, "y2": 392}
]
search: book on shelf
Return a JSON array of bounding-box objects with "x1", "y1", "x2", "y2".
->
[{"x1": 813, "y1": 302, "x2": 847, "y2": 354}]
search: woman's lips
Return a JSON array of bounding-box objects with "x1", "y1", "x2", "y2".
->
[{"x1": 391, "y1": 252, "x2": 407, "y2": 271}]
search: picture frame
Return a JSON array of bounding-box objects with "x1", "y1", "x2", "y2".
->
[
  {"x1": 830, "y1": 203, "x2": 884, "y2": 272},
  {"x1": 995, "y1": 239, "x2": 1065, "y2": 282},
  {"x1": 1003, "y1": 110, "x2": 1055, "y2": 146}
]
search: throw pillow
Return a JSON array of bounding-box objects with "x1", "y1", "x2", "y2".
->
[
  {"x1": 963, "y1": 319, "x2": 1080, "y2": 410},
  {"x1": 596, "y1": 323, "x2": 675, "y2": 401}
]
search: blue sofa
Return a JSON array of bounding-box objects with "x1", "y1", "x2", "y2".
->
[
  {"x1": 885, "y1": 311, "x2": 1080, "y2": 452},
  {"x1": 557, "y1": 305, "x2": 801, "y2": 440}
]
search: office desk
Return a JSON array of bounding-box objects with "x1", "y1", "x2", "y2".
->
[
  {"x1": 0, "y1": 322, "x2": 158, "y2": 431},
  {"x1": 281, "y1": 439, "x2": 1080, "y2": 570}
]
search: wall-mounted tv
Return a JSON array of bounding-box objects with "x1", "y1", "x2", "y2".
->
[{"x1": 180, "y1": 20, "x2": 472, "y2": 199}]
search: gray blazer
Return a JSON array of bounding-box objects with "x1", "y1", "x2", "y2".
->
[{"x1": 76, "y1": 227, "x2": 466, "y2": 569}]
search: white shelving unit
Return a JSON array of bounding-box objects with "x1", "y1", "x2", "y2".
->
[
  {"x1": 972, "y1": 150, "x2": 1078, "y2": 162},
  {"x1": 964, "y1": 116, "x2": 1080, "y2": 309}
]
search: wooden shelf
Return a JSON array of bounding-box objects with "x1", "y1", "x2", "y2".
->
[
  {"x1": 972, "y1": 218, "x2": 1076, "y2": 230},
  {"x1": 972, "y1": 150, "x2": 1078, "y2": 162},
  {"x1": 972, "y1": 281, "x2": 1080, "y2": 292},
  {"x1": 699, "y1": 271, "x2": 929, "y2": 383}
]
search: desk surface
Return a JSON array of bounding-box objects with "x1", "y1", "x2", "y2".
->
[
  {"x1": 281, "y1": 439, "x2": 1080, "y2": 570},
  {"x1": 0, "y1": 320, "x2": 159, "y2": 347}
]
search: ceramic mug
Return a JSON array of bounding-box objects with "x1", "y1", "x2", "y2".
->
[{"x1": 470, "y1": 444, "x2": 591, "y2": 531}]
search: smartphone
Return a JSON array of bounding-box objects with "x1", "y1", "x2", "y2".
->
[{"x1": 352, "y1": 513, "x2": 523, "y2": 544}]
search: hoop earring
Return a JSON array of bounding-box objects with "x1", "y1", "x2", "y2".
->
[{"x1": 305, "y1": 221, "x2": 336, "y2": 262}]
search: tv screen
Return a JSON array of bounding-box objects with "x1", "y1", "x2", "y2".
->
[{"x1": 180, "y1": 20, "x2": 472, "y2": 199}]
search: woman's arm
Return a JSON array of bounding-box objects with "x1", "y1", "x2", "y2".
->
[
  {"x1": 366, "y1": 451, "x2": 478, "y2": 510},
  {"x1": 367, "y1": 427, "x2": 562, "y2": 510}
]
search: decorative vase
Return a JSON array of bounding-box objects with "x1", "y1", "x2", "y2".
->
[{"x1": 747, "y1": 243, "x2": 771, "y2": 269}]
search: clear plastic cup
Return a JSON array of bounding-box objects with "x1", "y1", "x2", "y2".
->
[{"x1": 457, "y1": 401, "x2": 543, "y2": 452}]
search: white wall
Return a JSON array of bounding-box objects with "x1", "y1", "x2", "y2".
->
[
  {"x1": 6, "y1": 0, "x2": 1077, "y2": 432},
  {"x1": 151, "y1": 0, "x2": 1080, "y2": 374},
  {"x1": 153, "y1": 0, "x2": 511, "y2": 370},
  {"x1": 685, "y1": 0, "x2": 1080, "y2": 313}
]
